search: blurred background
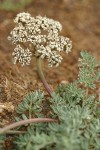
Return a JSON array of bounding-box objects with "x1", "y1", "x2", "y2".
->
[{"x1": 0, "y1": 0, "x2": 100, "y2": 92}]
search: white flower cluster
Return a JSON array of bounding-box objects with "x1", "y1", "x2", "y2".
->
[
  {"x1": 12, "y1": 44, "x2": 32, "y2": 66},
  {"x1": 8, "y1": 12, "x2": 72, "y2": 67}
]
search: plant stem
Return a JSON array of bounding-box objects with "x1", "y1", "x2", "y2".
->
[
  {"x1": 0, "y1": 129, "x2": 25, "y2": 134},
  {"x1": 86, "y1": 88, "x2": 88, "y2": 99},
  {"x1": 0, "y1": 118, "x2": 57, "y2": 134},
  {"x1": 36, "y1": 57, "x2": 53, "y2": 96}
]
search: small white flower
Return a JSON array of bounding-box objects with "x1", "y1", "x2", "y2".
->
[
  {"x1": 8, "y1": 23, "x2": 27, "y2": 44},
  {"x1": 14, "y1": 12, "x2": 33, "y2": 24},
  {"x1": 48, "y1": 51, "x2": 63, "y2": 67},
  {"x1": 8, "y1": 12, "x2": 72, "y2": 67},
  {"x1": 12, "y1": 45, "x2": 32, "y2": 66}
]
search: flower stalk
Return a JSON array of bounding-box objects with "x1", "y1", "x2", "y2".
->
[
  {"x1": 36, "y1": 57, "x2": 53, "y2": 96},
  {"x1": 0, "y1": 118, "x2": 57, "y2": 134}
]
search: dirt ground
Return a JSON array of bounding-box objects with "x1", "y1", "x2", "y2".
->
[{"x1": 0, "y1": 0, "x2": 100, "y2": 130}]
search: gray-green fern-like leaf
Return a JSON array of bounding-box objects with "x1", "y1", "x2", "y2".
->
[
  {"x1": 56, "y1": 82, "x2": 85, "y2": 106},
  {"x1": 78, "y1": 51, "x2": 100, "y2": 89},
  {"x1": 16, "y1": 90, "x2": 44, "y2": 119},
  {"x1": 15, "y1": 125, "x2": 56, "y2": 150}
]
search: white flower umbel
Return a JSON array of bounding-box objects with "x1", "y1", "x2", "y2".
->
[
  {"x1": 8, "y1": 12, "x2": 72, "y2": 67},
  {"x1": 8, "y1": 12, "x2": 72, "y2": 96}
]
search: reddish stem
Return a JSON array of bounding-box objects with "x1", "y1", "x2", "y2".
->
[
  {"x1": 0, "y1": 118, "x2": 57, "y2": 134},
  {"x1": 36, "y1": 57, "x2": 53, "y2": 96}
]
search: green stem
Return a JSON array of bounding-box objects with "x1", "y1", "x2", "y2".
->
[
  {"x1": 0, "y1": 130, "x2": 25, "y2": 134},
  {"x1": 86, "y1": 88, "x2": 88, "y2": 99},
  {"x1": 0, "y1": 118, "x2": 57, "y2": 134},
  {"x1": 36, "y1": 57, "x2": 53, "y2": 96}
]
